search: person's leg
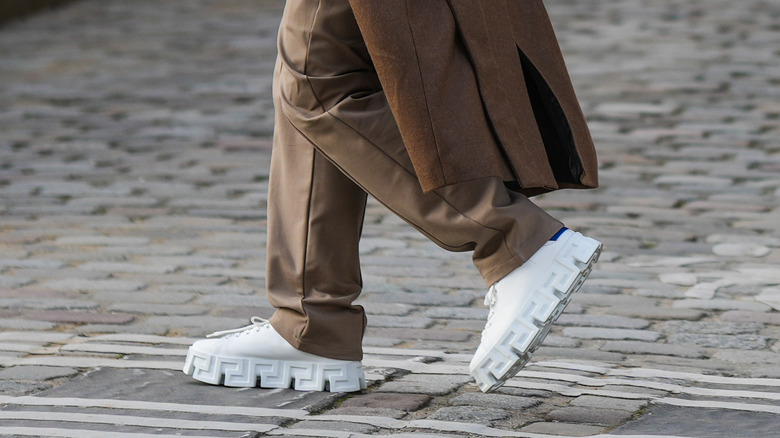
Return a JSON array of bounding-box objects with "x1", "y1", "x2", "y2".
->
[
  {"x1": 184, "y1": 0, "x2": 599, "y2": 394},
  {"x1": 274, "y1": 0, "x2": 563, "y2": 289},
  {"x1": 265, "y1": 0, "x2": 561, "y2": 367},
  {"x1": 266, "y1": 0, "x2": 559, "y2": 364},
  {"x1": 181, "y1": 1, "x2": 372, "y2": 392},
  {"x1": 273, "y1": 0, "x2": 600, "y2": 393},
  {"x1": 181, "y1": 80, "x2": 369, "y2": 392},
  {"x1": 265, "y1": 58, "x2": 369, "y2": 362}
]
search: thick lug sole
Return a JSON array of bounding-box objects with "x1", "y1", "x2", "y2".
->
[
  {"x1": 183, "y1": 347, "x2": 367, "y2": 392},
  {"x1": 472, "y1": 232, "x2": 602, "y2": 392}
]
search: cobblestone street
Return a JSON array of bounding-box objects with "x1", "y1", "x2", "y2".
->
[{"x1": 0, "y1": 0, "x2": 779, "y2": 436}]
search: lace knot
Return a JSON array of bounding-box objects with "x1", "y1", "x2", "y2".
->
[
  {"x1": 482, "y1": 285, "x2": 498, "y2": 335},
  {"x1": 484, "y1": 285, "x2": 497, "y2": 307}
]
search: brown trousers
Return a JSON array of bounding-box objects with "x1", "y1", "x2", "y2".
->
[{"x1": 266, "y1": 0, "x2": 563, "y2": 361}]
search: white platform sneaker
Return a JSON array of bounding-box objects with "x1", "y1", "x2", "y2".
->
[
  {"x1": 183, "y1": 317, "x2": 366, "y2": 392},
  {"x1": 470, "y1": 228, "x2": 602, "y2": 392}
]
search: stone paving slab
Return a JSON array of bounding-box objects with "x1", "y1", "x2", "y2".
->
[{"x1": 1, "y1": 0, "x2": 779, "y2": 436}]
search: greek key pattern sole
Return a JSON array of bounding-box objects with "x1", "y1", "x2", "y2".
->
[
  {"x1": 182, "y1": 347, "x2": 367, "y2": 392},
  {"x1": 473, "y1": 233, "x2": 602, "y2": 392}
]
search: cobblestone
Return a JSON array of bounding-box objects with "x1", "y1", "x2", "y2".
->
[
  {"x1": 142, "y1": 316, "x2": 248, "y2": 333},
  {"x1": 160, "y1": 285, "x2": 256, "y2": 295},
  {"x1": 556, "y1": 314, "x2": 650, "y2": 329},
  {"x1": 672, "y1": 299, "x2": 772, "y2": 312},
  {"x1": 0, "y1": 298, "x2": 97, "y2": 310},
  {"x1": 0, "y1": 366, "x2": 79, "y2": 381},
  {"x1": 562, "y1": 327, "x2": 660, "y2": 341},
  {"x1": 0, "y1": 319, "x2": 57, "y2": 330},
  {"x1": 712, "y1": 349, "x2": 780, "y2": 366},
  {"x1": 37, "y1": 279, "x2": 146, "y2": 292},
  {"x1": 54, "y1": 236, "x2": 151, "y2": 246},
  {"x1": 364, "y1": 328, "x2": 471, "y2": 343},
  {"x1": 26, "y1": 311, "x2": 134, "y2": 325},
  {"x1": 667, "y1": 333, "x2": 769, "y2": 350},
  {"x1": 0, "y1": 276, "x2": 33, "y2": 288},
  {"x1": 541, "y1": 335, "x2": 581, "y2": 348},
  {"x1": 324, "y1": 406, "x2": 407, "y2": 419},
  {"x1": 1, "y1": 0, "x2": 779, "y2": 436},
  {"x1": 289, "y1": 420, "x2": 378, "y2": 434},
  {"x1": 364, "y1": 291, "x2": 474, "y2": 307},
  {"x1": 607, "y1": 306, "x2": 706, "y2": 321},
  {"x1": 0, "y1": 332, "x2": 73, "y2": 344},
  {"x1": 612, "y1": 405, "x2": 780, "y2": 438},
  {"x1": 378, "y1": 374, "x2": 472, "y2": 396},
  {"x1": 13, "y1": 269, "x2": 109, "y2": 281},
  {"x1": 570, "y1": 395, "x2": 649, "y2": 412},
  {"x1": 77, "y1": 262, "x2": 179, "y2": 274},
  {"x1": 546, "y1": 406, "x2": 635, "y2": 427},
  {"x1": 755, "y1": 288, "x2": 780, "y2": 311},
  {"x1": 197, "y1": 294, "x2": 273, "y2": 309},
  {"x1": 367, "y1": 316, "x2": 435, "y2": 329},
  {"x1": 721, "y1": 311, "x2": 780, "y2": 325},
  {"x1": 107, "y1": 303, "x2": 209, "y2": 316},
  {"x1": 521, "y1": 422, "x2": 605, "y2": 437},
  {"x1": 0, "y1": 381, "x2": 52, "y2": 396},
  {"x1": 427, "y1": 406, "x2": 511, "y2": 425},
  {"x1": 0, "y1": 259, "x2": 65, "y2": 269},
  {"x1": 449, "y1": 392, "x2": 541, "y2": 411},
  {"x1": 361, "y1": 302, "x2": 414, "y2": 316},
  {"x1": 659, "y1": 320, "x2": 765, "y2": 335},
  {"x1": 604, "y1": 340, "x2": 708, "y2": 358},
  {"x1": 93, "y1": 291, "x2": 196, "y2": 305},
  {"x1": 535, "y1": 347, "x2": 625, "y2": 363},
  {"x1": 341, "y1": 393, "x2": 431, "y2": 412}
]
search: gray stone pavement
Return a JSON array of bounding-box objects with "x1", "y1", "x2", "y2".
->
[{"x1": 0, "y1": 0, "x2": 778, "y2": 436}]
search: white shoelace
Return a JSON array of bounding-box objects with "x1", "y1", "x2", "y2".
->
[{"x1": 206, "y1": 316, "x2": 270, "y2": 338}]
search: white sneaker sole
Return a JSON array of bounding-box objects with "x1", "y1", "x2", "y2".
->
[
  {"x1": 183, "y1": 346, "x2": 367, "y2": 392},
  {"x1": 472, "y1": 232, "x2": 602, "y2": 392}
]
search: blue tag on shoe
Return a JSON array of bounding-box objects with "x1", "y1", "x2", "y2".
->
[{"x1": 550, "y1": 227, "x2": 568, "y2": 241}]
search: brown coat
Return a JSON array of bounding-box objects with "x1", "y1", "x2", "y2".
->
[{"x1": 349, "y1": 0, "x2": 598, "y2": 195}]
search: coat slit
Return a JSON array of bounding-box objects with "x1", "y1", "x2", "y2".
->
[
  {"x1": 348, "y1": 0, "x2": 599, "y2": 195},
  {"x1": 518, "y1": 47, "x2": 584, "y2": 184}
]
